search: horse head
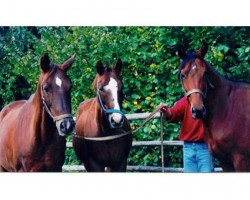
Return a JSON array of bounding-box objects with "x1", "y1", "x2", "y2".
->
[
  {"x1": 40, "y1": 53, "x2": 76, "y2": 136},
  {"x1": 93, "y1": 58, "x2": 124, "y2": 128},
  {"x1": 177, "y1": 43, "x2": 209, "y2": 119}
]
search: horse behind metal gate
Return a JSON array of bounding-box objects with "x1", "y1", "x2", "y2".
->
[{"x1": 73, "y1": 59, "x2": 132, "y2": 172}]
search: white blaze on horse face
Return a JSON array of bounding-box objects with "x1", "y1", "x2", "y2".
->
[
  {"x1": 55, "y1": 76, "x2": 62, "y2": 87},
  {"x1": 104, "y1": 77, "x2": 122, "y2": 123}
]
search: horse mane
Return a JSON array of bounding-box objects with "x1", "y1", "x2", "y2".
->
[
  {"x1": 178, "y1": 50, "x2": 249, "y2": 88},
  {"x1": 206, "y1": 61, "x2": 250, "y2": 88},
  {"x1": 92, "y1": 67, "x2": 119, "y2": 90}
]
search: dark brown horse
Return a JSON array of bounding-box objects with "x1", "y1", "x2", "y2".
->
[
  {"x1": 73, "y1": 59, "x2": 132, "y2": 172},
  {"x1": 177, "y1": 43, "x2": 250, "y2": 171},
  {"x1": 0, "y1": 53, "x2": 75, "y2": 172}
]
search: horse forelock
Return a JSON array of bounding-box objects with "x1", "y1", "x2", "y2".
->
[
  {"x1": 179, "y1": 50, "x2": 198, "y2": 69},
  {"x1": 178, "y1": 50, "x2": 205, "y2": 79},
  {"x1": 40, "y1": 65, "x2": 71, "y2": 86},
  {"x1": 40, "y1": 65, "x2": 57, "y2": 82},
  {"x1": 106, "y1": 67, "x2": 112, "y2": 72},
  {"x1": 93, "y1": 67, "x2": 121, "y2": 89}
]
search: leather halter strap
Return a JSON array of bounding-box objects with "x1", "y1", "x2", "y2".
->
[
  {"x1": 75, "y1": 131, "x2": 131, "y2": 141},
  {"x1": 185, "y1": 89, "x2": 205, "y2": 98},
  {"x1": 41, "y1": 87, "x2": 72, "y2": 122},
  {"x1": 182, "y1": 75, "x2": 215, "y2": 98},
  {"x1": 97, "y1": 89, "x2": 124, "y2": 116}
]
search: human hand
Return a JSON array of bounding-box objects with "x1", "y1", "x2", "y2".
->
[
  {"x1": 158, "y1": 103, "x2": 171, "y2": 119},
  {"x1": 158, "y1": 103, "x2": 168, "y2": 112}
]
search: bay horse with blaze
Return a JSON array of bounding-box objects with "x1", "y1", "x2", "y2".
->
[
  {"x1": 73, "y1": 59, "x2": 132, "y2": 172},
  {"x1": 177, "y1": 43, "x2": 250, "y2": 171},
  {"x1": 0, "y1": 53, "x2": 75, "y2": 172}
]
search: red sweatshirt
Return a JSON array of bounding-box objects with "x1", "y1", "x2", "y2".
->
[{"x1": 166, "y1": 97, "x2": 205, "y2": 142}]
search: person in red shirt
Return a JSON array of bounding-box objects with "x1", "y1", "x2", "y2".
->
[{"x1": 160, "y1": 97, "x2": 214, "y2": 172}]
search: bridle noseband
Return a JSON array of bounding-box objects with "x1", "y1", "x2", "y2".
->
[
  {"x1": 184, "y1": 88, "x2": 205, "y2": 98},
  {"x1": 41, "y1": 87, "x2": 72, "y2": 122}
]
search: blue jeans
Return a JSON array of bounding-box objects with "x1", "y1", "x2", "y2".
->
[{"x1": 183, "y1": 141, "x2": 214, "y2": 172}]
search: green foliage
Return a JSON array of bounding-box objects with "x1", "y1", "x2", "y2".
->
[{"x1": 0, "y1": 27, "x2": 249, "y2": 168}]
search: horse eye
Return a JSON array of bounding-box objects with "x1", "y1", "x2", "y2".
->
[
  {"x1": 181, "y1": 73, "x2": 186, "y2": 79},
  {"x1": 99, "y1": 87, "x2": 104, "y2": 92},
  {"x1": 43, "y1": 85, "x2": 50, "y2": 93}
]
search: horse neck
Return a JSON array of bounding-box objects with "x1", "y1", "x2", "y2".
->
[
  {"x1": 32, "y1": 82, "x2": 57, "y2": 144},
  {"x1": 205, "y1": 63, "x2": 232, "y2": 121},
  {"x1": 206, "y1": 62, "x2": 227, "y2": 88},
  {"x1": 94, "y1": 97, "x2": 109, "y2": 135}
]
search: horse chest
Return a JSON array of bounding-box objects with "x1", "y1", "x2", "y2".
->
[
  {"x1": 205, "y1": 120, "x2": 234, "y2": 157},
  {"x1": 19, "y1": 139, "x2": 66, "y2": 172},
  {"x1": 83, "y1": 135, "x2": 132, "y2": 165}
]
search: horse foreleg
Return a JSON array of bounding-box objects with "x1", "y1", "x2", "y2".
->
[
  {"x1": 220, "y1": 162, "x2": 235, "y2": 172},
  {"x1": 110, "y1": 160, "x2": 127, "y2": 172},
  {"x1": 0, "y1": 165, "x2": 8, "y2": 172},
  {"x1": 105, "y1": 167, "x2": 111, "y2": 172},
  {"x1": 233, "y1": 153, "x2": 250, "y2": 172},
  {"x1": 84, "y1": 158, "x2": 105, "y2": 172}
]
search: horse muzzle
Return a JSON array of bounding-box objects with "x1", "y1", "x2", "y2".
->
[
  {"x1": 109, "y1": 114, "x2": 124, "y2": 128},
  {"x1": 191, "y1": 106, "x2": 206, "y2": 119},
  {"x1": 56, "y1": 117, "x2": 75, "y2": 136}
]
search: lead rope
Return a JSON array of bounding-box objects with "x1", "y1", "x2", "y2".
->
[
  {"x1": 160, "y1": 111, "x2": 164, "y2": 172},
  {"x1": 132, "y1": 103, "x2": 165, "y2": 133},
  {"x1": 74, "y1": 103, "x2": 166, "y2": 172},
  {"x1": 74, "y1": 104, "x2": 165, "y2": 141}
]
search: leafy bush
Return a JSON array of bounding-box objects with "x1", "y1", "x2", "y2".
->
[{"x1": 0, "y1": 27, "x2": 249, "y2": 168}]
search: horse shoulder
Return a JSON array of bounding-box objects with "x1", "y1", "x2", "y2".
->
[
  {"x1": 75, "y1": 98, "x2": 99, "y2": 136},
  {"x1": 227, "y1": 84, "x2": 250, "y2": 125},
  {"x1": 207, "y1": 83, "x2": 250, "y2": 160},
  {"x1": 0, "y1": 100, "x2": 27, "y2": 171},
  {"x1": 0, "y1": 100, "x2": 26, "y2": 123},
  {"x1": 76, "y1": 98, "x2": 96, "y2": 120}
]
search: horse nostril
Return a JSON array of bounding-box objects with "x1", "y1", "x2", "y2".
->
[
  {"x1": 60, "y1": 121, "x2": 67, "y2": 133},
  {"x1": 120, "y1": 117, "x2": 124, "y2": 124},
  {"x1": 110, "y1": 115, "x2": 124, "y2": 127},
  {"x1": 191, "y1": 107, "x2": 195, "y2": 113},
  {"x1": 111, "y1": 117, "x2": 115, "y2": 124},
  {"x1": 191, "y1": 106, "x2": 206, "y2": 119},
  {"x1": 110, "y1": 117, "x2": 119, "y2": 125},
  {"x1": 191, "y1": 107, "x2": 197, "y2": 119}
]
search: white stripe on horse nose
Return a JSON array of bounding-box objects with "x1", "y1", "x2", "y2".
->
[{"x1": 55, "y1": 76, "x2": 62, "y2": 87}]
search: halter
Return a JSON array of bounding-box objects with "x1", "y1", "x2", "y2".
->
[
  {"x1": 41, "y1": 87, "x2": 72, "y2": 122},
  {"x1": 97, "y1": 83, "x2": 125, "y2": 129}
]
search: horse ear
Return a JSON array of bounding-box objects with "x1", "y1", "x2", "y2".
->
[
  {"x1": 60, "y1": 54, "x2": 76, "y2": 72},
  {"x1": 114, "y1": 58, "x2": 122, "y2": 75},
  {"x1": 96, "y1": 60, "x2": 105, "y2": 75},
  {"x1": 177, "y1": 45, "x2": 186, "y2": 59},
  {"x1": 197, "y1": 43, "x2": 208, "y2": 58},
  {"x1": 40, "y1": 53, "x2": 51, "y2": 73}
]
